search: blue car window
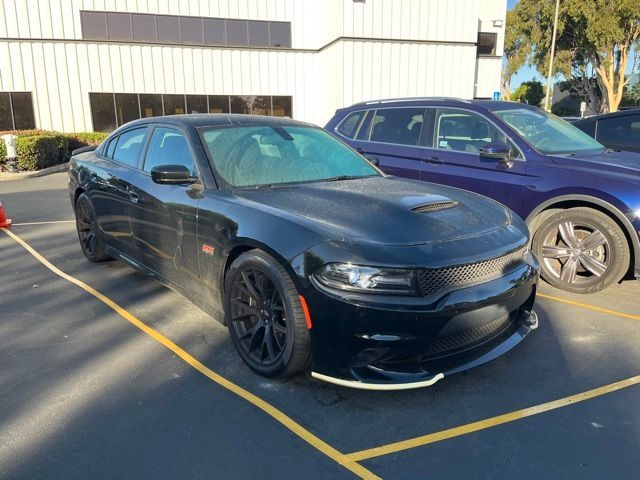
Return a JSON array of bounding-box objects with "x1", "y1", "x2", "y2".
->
[
  {"x1": 112, "y1": 127, "x2": 147, "y2": 168},
  {"x1": 144, "y1": 127, "x2": 196, "y2": 176},
  {"x1": 435, "y1": 109, "x2": 508, "y2": 154},
  {"x1": 369, "y1": 108, "x2": 424, "y2": 146},
  {"x1": 336, "y1": 111, "x2": 364, "y2": 139}
]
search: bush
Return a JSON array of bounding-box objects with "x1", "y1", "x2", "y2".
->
[
  {"x1": 16, "y1": 135, "x2": 68, "y2": 171},
  {"x1": 63, "y1": 132, "x2": 108, "y2": 154},
  {"x1": 0, "y1": 129, "x2": 104, "y2": 171}
]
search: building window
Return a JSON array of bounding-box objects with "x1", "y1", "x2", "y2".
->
[
  {"x1": 269, "y1": 22, "x2": 291, "y2": 48},
  {"x1": 248, "y1": 21, "x2": 269, "y2": 47},
  {"x1": 180, "y1": 17, "x2": 204, "y2": 45},
  {"x1": 89, "y1": 93, "x2": 293, "y2": 131},
  {"x1": 272, "y1": 96, "x2": 292, "y2": 117},
  {"x1": 132, "y1": 14, "x2": 157, "y2": 42},
  {"x1": 81, "y1": 11, "x2": 107, "y2": 40},
  {"x1": 477, "y1": 32, "x2": 497, "y2": 56},
  {"x1": 115, "y1": 94, "x2": 140, "y2": 126},
  {"x1": 80, "y1": 11, "x2": 291, "y2": 48},
  {"x1": 90, "y1": 93, "x2": 117, "y2": 132},
  {"x1": 186, "y1": 95, "x2": 207, "y2": 114},
  {"x1": 107, "y1": 12, "x2": 133, "y2": 41},
  {"x1": 204, "y1": 19, "x2": 226, "y2": 45},
  {"x1": 157, "y1": 15, "x2": 181, "y2": 43},
  {"x1": 208, "y1": 95, "x2": 230, "y2": 113},
  {"x1": 0, "y1": 92, "x2": 36, "y2": 130},
  {"x1": 163, "y1": 95, "x2": 186, "y2": 115}
]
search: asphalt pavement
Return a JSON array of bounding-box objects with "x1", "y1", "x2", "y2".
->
[{"x1": 1, "y1": 172, "x2": 639, "y2": 479}]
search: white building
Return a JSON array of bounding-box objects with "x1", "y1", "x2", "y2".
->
[{"x1": 0, "y1": 0, "x2": 506, "y2": 133}]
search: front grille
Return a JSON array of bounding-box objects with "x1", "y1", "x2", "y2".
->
[
  {"x1": 417, "y1": 247, "x2": 527, "y2": 296},
  {"x1": 421, "y1": 312, "x2": 514, "y2": 357},
  {"x1": 412, "y1": 201, "x2": 458, "y2": 213}
]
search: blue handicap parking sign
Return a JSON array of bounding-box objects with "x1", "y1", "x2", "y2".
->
[{"x1": 493, "y1": 91, "x2": 501, "y2": 101}]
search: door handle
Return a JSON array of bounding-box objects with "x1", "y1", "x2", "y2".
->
[
  {"x1": 356, "y1": 147, "x2": 364, "y2": 153},
  {"x1": 128, "y1": 191, "x2": 139, "y2": 204},
  {"x1": 424, "y1": 156, "x2": 444, "y2": 165}
]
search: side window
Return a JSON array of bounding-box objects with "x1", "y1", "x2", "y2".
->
[
  {"x1": 369, "y1": 108, "x2": 425, "y2": 146},
  {"x1": 144, "y1": 127, "x2": 196, "y2": 176},
  {"x1": 112, "y1": 127, "x2": 147, "y2": 167},
  {"x1": 597, "y1": 115, "x2": 640, "y2": 146},
  {"x1": 435, "y1": 109, "x2": 511, "y2": 154},
  {"x1": 355, "y1": 110, "x2": 374, "y2": 140},
  {"x1": 336, "y1": 111, "x2": 364, "y2": 139}
]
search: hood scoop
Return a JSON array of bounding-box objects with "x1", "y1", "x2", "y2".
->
[{"x1": 411, "y1": 200, "x2": 459, "y2": 213}]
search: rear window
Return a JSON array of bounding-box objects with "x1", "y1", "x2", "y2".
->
[{"x1": 370, "y1": 108, "x2": 425, "y2": 146}]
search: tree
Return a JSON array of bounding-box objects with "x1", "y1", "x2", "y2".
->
[
  {"x1": 511, "y1": 80, "x2": 545, "y2": 106},
  {"x1": 510, "y1": 0, "x2": 640, "y2": 112},
  {"x1": 502, "y1": 9, "x2": 531, "y2": 101}
]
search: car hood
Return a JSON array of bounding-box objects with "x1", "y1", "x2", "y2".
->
[
  {"x1": 233, "y1": 176, "x2": 513, "y2": 246},
  {"x1": 550, "y1": 149, "x2": 640, "y2": 182}
]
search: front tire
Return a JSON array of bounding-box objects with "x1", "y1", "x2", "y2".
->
[
  {"x1": 75, "y1": 193, "x2": 111, "y2": 262},
  {"x1": 224, "y1": 249, "x2": 311, "y2": 378},
  {"x1": 532, "y1": 207, "x2": 629, "y2": 293}
]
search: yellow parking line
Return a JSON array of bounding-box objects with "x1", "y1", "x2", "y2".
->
[
  {"x1": 1, "y1": 228, "x2": 379, "y2": 480},
  {"x1": 346, "y1": 374, "x2": 640, "y2": 462},
  {"x1": 538, "y1": 292, "x2": 640, "y2": 321}
]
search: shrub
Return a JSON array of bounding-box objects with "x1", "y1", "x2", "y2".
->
[
  {"x1": 64, "y1": 132, "x2": 108, "y2": 154},
  {"x1": 0, "y1": 138, "x2": 6, "y2": 162},
  {"x1": 16, "y1": 135, "x2": 68, "y2": 171}
]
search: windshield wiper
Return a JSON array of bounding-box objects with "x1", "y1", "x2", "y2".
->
[{"x1": 319, "y1": 175, "x2": 371, "y2": 183}]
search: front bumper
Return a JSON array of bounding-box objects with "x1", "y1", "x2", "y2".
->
[{"x1": 302, "y1": 261, "x2": 539, "y2": 390}]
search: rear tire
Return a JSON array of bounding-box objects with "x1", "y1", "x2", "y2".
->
[
  {"x1": 532, "y1": 207, "x2": 629, "y2": 293},
  {"x1": 224, "y1": 249, "x2": 311, "y2": 378},
  {"x1": 75, "y1": 193, "x2": 111, "y2": 262}
]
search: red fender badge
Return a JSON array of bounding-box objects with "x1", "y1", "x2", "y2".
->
[{"x1": 202, "y1": 244, "x2": 215, "y2": 255}]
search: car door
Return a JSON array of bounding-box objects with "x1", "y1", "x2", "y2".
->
[
  {"x1": 420, "y1": 107, "x2": 526, "y2": 212},
  {"x1": 596, "y1": 114, "x2": 640, "y2": 153},
  {"x1": 127, "y1": 125, "x2": 202, "y2": 295},
  {"x1": 344, "y1": 107, "x2": 429, "y2": 180},
  {"x1": 88, "y1": 127, "x2": 148, "y2": 257}
]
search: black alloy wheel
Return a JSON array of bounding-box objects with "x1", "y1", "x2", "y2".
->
[
  {"x1": 532, "y1": 207, "x2": 629, "y2": 293},
  {"x1": 75, "y1": 193, "x2": 110, "y2": 262},
  {"x1": 225, "y1": 250, "x2": 311, "y2": 378}
]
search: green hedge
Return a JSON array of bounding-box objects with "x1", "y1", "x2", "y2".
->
[
  {"x1": 16, "y1": 135, "x2": 69, "y2": 171},
  {"x1": 0, "y1": 129, "x2": 107, "y2": 171},
  {"x1": 64, "y1": 132, "x2": 108, "y2": 154}
]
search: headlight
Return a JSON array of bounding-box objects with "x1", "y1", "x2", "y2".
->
[{"x1": 313, "y1": 263, "x2": 419, "y2": 295}]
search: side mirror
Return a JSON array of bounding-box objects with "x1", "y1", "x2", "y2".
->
[
  {"x1": 151, "y1": 165, "x2": 197, "y2": 185},
  {"x1": 364, "y1": 154, "x2": 380, "y2": 167},
  {"x1": 479, "y1": 142, "x2": 513, "y2": 166}
]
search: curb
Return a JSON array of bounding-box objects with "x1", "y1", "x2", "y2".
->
[{"x1": 0, "y1": 162, "x2": 69, "y2": 181}]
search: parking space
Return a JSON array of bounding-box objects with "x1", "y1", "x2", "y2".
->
[{"x1": 1, "y1": 173, "x2": 639, "y2": 479}]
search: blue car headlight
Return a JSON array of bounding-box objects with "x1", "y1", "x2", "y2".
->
[{"x1": 313, "y1": 263, "x2": 419, "y2": 295}]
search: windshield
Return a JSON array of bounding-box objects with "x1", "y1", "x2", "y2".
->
[
  {"x1": 493, "y1": 108, "x2": 605, "y2": 155},
  {"x1": 200, "y1": 125, "x2": 380, "y2": 188}
]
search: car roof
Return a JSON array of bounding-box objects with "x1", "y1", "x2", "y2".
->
[
  {"x1": 345, "y1": 97, "x2": 539, "y2": 112},
  {"x1": 574, "y1": 108, "x2": 640, "y2": 124},
  {"x1": 120, "y1": 113, "x2": 315, "y2": 130}
]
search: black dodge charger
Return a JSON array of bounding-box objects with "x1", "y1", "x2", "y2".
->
[{"x1": 68, "y1": 114, "x2": 539, "y2": 390}]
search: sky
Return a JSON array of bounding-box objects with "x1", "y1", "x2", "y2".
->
[{"x1": 506, "y1": 0, "x2": 540, "y2": 89}]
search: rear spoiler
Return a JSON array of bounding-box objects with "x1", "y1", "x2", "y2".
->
[{"x1": 71, "y1": 145, "x2": 98, "y2": 156}]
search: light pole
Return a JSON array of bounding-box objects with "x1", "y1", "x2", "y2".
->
[{"x1": 544, "y1": 0, "x2": 561, "y2": 111}]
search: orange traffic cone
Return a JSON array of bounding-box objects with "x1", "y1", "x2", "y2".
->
[{"x1": 0, "y1": 201, "x2": 11, "y2": 228}]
